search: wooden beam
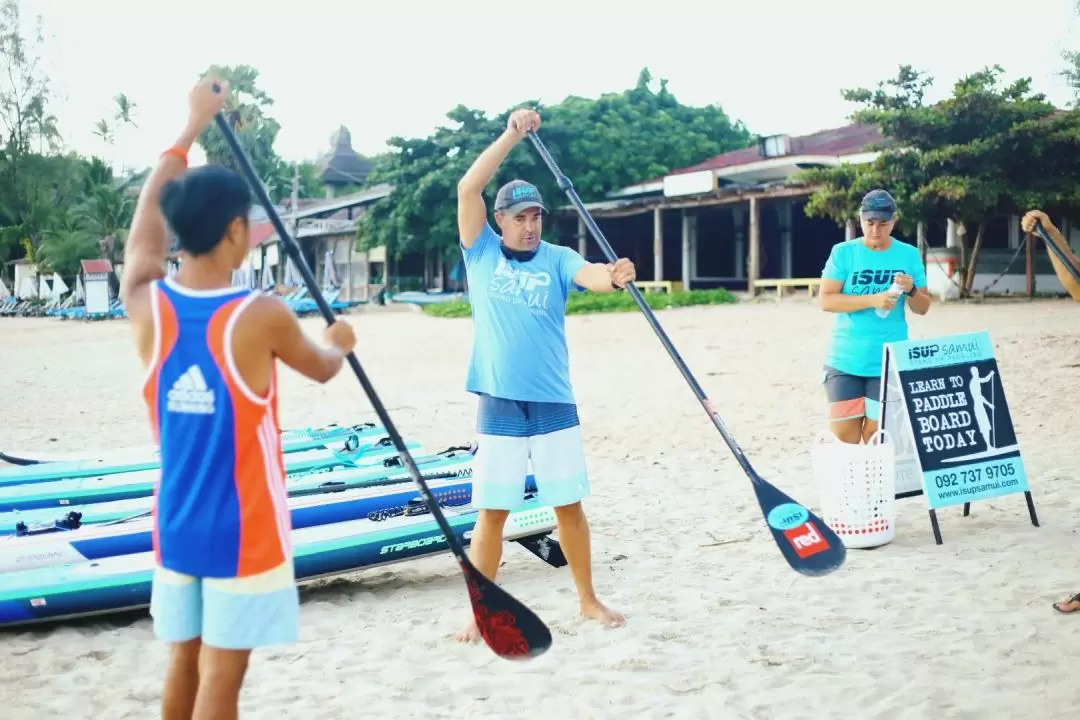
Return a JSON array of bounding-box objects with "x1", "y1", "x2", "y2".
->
[
  {"x1": 653, "y1": 207, "x2": 663, "y2": 281},
  {"x1": 748, "y1": 196, "x2": 761, "y2": 294},
  {"x1": 681, "y1": 210, "x2": 692, "y2": 290},
  {"x1": 346, "y1": 238, "x2": 354, "y2": 301},
  {"x1": 557, "y1": 184, "x2": 817, "y2": 219}
]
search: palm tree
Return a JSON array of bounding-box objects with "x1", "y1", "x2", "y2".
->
[
  {"x1": 91, "y1": 118, "x2": 114, "y2": 146},
  {"x1": 111, "y1": 93, "x2": 138, "y2": 175},
  {"x1": 114, "y1": 93, "x2": 137, "y2": 128}
]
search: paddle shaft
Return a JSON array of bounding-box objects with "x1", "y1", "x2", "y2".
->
[
  {"x1": 212, "y1": 112, "x2": 476, "y2": 567},
  {"x1": 526, "y1": 132, "x2": 761, "y2": 483},
  {"x1": 1033, "y1": 220, "x2": 1080, "y2": 274}
]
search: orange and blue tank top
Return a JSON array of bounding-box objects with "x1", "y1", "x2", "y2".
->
[{"x1": 141, "y1": 277, "x2": 291, "y2": 578}]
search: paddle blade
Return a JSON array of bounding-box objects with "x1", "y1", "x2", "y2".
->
[
  {"x1": 515, "y1": 534, "x2": 568, "y2": 568},
  {"x1": 462, "y1": 560, "x2": 552, "y2": 660},
  {"x1": 751, "y1": 478, "x2": 846, "y2": 576}
]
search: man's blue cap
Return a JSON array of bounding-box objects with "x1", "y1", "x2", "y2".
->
[{"x1": 860, "y1": 189, "x2": 896, "y2": 221}]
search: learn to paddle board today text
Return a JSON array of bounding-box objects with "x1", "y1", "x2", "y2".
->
[{"x1": 905, "y1": 373, "x2": 977, "y2": 454}]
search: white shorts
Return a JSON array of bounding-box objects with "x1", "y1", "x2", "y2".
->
[{"x1": 473, "y1": 394, "x2": 590, "y2": 510}]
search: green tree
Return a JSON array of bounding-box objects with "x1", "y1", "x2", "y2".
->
[
  {"x1": 358, "y1": 68, "x2": 753, "y2": 260},
  {"x1": 0, "y1": 0, "x2": 65, "y2": 260},
  {"x1": 195, "y1": 64, "x2": 294, "y2": 202},
  {"x1": 0, "y1": 0, "x2": 144, "y2": 286},
  {"x1": 36, "y1": 157, "x2": 145, "y2": 278},
  {"x1": 802, "y1": 64, "x2": 1080, "y2": 294}
]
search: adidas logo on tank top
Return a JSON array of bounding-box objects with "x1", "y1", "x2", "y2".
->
[{"x1": 167, "y1": 364, "x2": 216, "y2": 415}]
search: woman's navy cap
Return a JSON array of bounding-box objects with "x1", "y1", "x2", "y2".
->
[{"x1": 860, "y1": 189, "x2": 896, "y2": 221}]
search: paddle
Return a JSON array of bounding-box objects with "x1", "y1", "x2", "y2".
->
[
  {"x1": 1033, "y1": 220, "x2": 1080, "y2": 283},
  {"x1": 209, "y1": 86, "x2": 552, "y2": 659},
  {"x1": 526, "y1": 131, "x2": 846, "y2": 577}
]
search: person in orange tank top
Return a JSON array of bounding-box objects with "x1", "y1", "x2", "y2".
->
[{"x1": 120, "y1": 77, "x2": 357, "y2": 720}]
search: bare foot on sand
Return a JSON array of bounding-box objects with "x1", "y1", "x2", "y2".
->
[
  {"x1": 581, "y1": 599, "x2": 626, "y2": 628},
  {"x1": 1052, "y1": 592, "x2": 1080, "y2": 614},
  {"x1": 454, "y1": 619, "x2": 482, "y2": 643}
]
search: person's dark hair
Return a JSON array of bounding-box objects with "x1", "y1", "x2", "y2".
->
[{"x1": 159, "y1": 165, "x2": 252, "y2": 256}]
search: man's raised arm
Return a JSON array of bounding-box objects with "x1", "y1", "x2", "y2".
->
[{"x1": 456, "y1": 109, "x2": 539, "y2": 248}]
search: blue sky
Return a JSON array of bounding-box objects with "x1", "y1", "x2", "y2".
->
[{"x1": 22, "y1": 0, "x2": 1080, "y2": 171}]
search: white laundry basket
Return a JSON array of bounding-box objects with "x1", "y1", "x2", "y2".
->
[{"x1": 811, "y1": 430, "x2": 897, "y2": 549}]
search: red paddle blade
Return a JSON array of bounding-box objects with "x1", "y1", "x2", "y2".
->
[
  {"x1": 751, "y1": 477, "x2": 847, "y2": 577},
  {"x1": 463, "y1": 561, "x2": 552, "y2": 660}
]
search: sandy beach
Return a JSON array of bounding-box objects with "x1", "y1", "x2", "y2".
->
[{"x1": 0, "y1": 296, "x2": 1078, "y2": 720}]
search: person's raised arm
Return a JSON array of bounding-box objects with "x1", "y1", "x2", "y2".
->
[
  {"x1": 457, "y1": 108, "x2": 539, "y2": 248},
  {"x1": 120, "y1": 77, "x2": 229, "y2": 317},
  {"x1": 260, "y1": 296, "x2": 357, "y2": 384}
]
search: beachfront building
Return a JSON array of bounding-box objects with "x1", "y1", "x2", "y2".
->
[
  {"x1": 248, "y1": 123, "x2": 459, "y2": 302},
  {"x1": 315, "y1": 126, "x2": 374, "y2": 198},
  {"x1": 551, "y1": 123, "x2": 1079, "y2": 298},
  {"x1": 253, "y1": 184, "x2": 394, "y2": 302}
]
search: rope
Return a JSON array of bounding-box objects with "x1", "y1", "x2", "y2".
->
[{"x1": 942, "y1": 232, "x2": 1030, "y2": 296}]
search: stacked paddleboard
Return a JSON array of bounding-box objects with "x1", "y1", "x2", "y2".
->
[{"x1": 0, "y1": 421, "x2": 560, "y2": 628}]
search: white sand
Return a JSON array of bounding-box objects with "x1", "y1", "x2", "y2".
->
[{"x1": 1, "y1": 297, "x2": 1078, "y2": 719}]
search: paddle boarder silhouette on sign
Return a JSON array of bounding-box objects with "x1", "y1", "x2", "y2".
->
[{"x1": 968, "y1": 366, "x2": 996, "y2": 450}]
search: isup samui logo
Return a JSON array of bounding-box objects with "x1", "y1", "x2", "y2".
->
[{"x1": 766, "y1": 502, "x2": 831, "y2": 559}]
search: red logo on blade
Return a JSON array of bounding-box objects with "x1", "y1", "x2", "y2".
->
[{"x1": 783, "y1": 521, "x2": 829, "y2": 559}]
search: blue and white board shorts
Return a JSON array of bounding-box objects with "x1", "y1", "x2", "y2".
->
[
  {"x1": 150, "y1": 561, "x2": 300, "y2": 650},
  {"x1": 474, "y1": 393, "x2": 590, "y2": 511}
]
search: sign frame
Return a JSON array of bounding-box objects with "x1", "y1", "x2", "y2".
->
[{"x1": 879, "y1": 330, "x2": 1039, "y2": 544}]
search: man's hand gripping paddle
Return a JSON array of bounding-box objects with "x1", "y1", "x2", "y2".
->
[
  {"x1": 209, "y1": 83, "x2": 552, "y2": 659},
  {"x1": 526, "y1": 132, "x2": 846, "y2": 577}
]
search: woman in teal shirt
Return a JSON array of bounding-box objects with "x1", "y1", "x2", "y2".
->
[{"x1": 818, "y1": 190, "x2": 932, "y2": 443}]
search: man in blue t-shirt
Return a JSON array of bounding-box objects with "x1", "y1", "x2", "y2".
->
[
  {"x1": 819, "y1": 189, "x2": 931, "y2": 443},
  {"x1": 454, "y1": 108, "x2": 634, "y2": 641}
]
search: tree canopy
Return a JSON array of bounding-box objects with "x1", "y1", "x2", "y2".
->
[
  {"x1": 0, "y1": 0, "x2": 143, "y2": 276},
  {"x1": 195, "y1": 64, "x2": 330, "y2": 203},
  {"x1": 800, "y1": 64, "x2": 1080, "y2": 292},
  {"x1": 357, "y1": 68, "x2": 754, "y2": 259},
  {"x1": 0, "y1": 2, "x2": 336, "y2": 283}
]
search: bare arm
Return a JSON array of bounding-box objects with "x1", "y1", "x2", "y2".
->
[
  {"x1": 457, "y1": 130, "x2": 520, "y2": 248},
  {"x1": 263, "y1": 297, "x2": 347, "y2": 384},
  {"x1": 1029, "y1": 212, "x2": 1065, "y2": 246},
  {"x1": 121, "y1": 77, "x2": 228, "y2": 363},
  {"x1": 119, "y1": 126, "x2": 200, "y2": 341},
  {"x1": 573, "y1": 263, "x2": 619, "y2": 293},
  {"x1": 906, "y1": 288, "x2": 931, "y2": 315},
  {"x1": 819, "y1": 279, "x2": 880, "y2": 313}
]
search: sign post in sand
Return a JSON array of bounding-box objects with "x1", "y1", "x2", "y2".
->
[{"x1": 879, "y1": 330, "x2": 1039, "y2": 544}]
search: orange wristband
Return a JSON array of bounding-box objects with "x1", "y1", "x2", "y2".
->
[{"x1": 161, "y1": 146, "x2": 189, "y2": 167}]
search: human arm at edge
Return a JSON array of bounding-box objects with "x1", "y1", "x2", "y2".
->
[{"x1": 457, "y1": 130, "x2": 520, "y2": 249}]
